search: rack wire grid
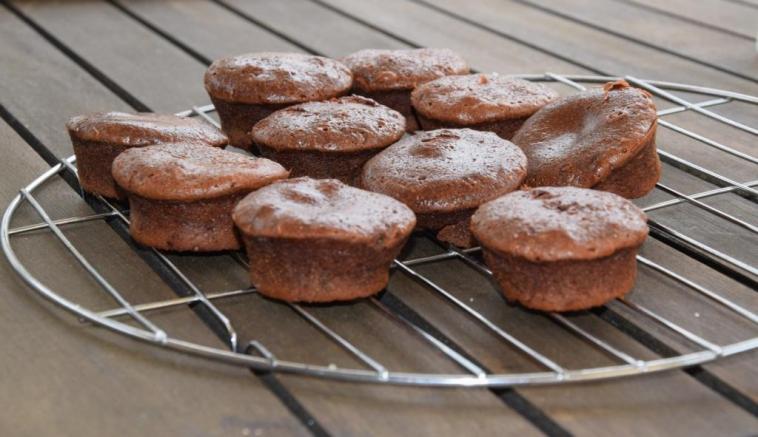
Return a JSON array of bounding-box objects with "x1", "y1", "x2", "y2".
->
[{"x1": 2, "y1": 73, "x2": 757, "y2": 387}]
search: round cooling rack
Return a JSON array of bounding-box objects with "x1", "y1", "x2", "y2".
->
[{"x1": 3, "y1": 74, "x2": 757, "y2": 388}]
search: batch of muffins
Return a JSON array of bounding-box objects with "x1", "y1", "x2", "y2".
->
[{"x1": 66, "y1": 48, "x2": 659, "y2": 312}]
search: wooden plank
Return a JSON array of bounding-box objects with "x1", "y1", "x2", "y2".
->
[
  {"x1": 409, "y1": 0, "x2": 756, "y2": 92},
  {"x1": 0, "y1": 118, "x2": 309, "y2": 437},
  {"x1": 162, "y1": 247, "x2": 545, "y2": 435},
  {"x1": 0, "y1": 5, "x2": 131, "y2": 158},
  {"x1": 621, "y1": 0, "x2": 757, "y2": 39},
  {"x1": 392, "y1": 253, "x2": 758, "y2": 434},
  {"x1": 115, "y1": 0, "x2": 300, "y2": 59},
  {"x1": 12, "y1": 0, "x2": 210, "y2": 113},
  {"x1": 517, "y1": 0, "x2": 758, "y2": 82},
  {"x1": 217, "y1": 0, "x2": 406, "y2": 55},
  {"x1": 223, "y1": 0, "x2": 589, "y2": 73},
  {"x1": 0, "y1": 3, "x2": 546, "y2": 435}
]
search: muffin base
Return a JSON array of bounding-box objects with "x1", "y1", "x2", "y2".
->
[
  {"x1": 243, "y1": 236, "x2": 406, "y2": 302},
  {"x1": 416, "y1": 208, "x2": 474, "y2": 230},
  {"x1": 72, "y1": 139, "x2": 131, "y2": 199},
  {"x1": 482, "y1": 246, "x2": 639, "y2": 312},
  {"x1": 128, "y1": 193, "x2": 245, "y2": 252},
  {"x1": 415, "y1": 208, "x2": 477, "y2": 248},
  {"x1": 436, "y1": 217, "x2": 477, "y2": 248},
  {"x1": 359, "y1": 89, "x2": 418, "y2": 132},
  {"x1": 210, "y1": 96, "x2": 288, "y2": 151},
  {"x1": 416, "y1": 113, "x2": 528, "y2": 140},
  {"x1": 594, "y1": 124, "x2": 660, "y2": 199},
  {"x1": 258, "y1": 146, "x2": 380, "y2": 186}
]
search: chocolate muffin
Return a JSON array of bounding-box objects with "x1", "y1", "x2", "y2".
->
[
  {"x1": 204, "y1": 52, "x2": 353, "y2": 150},
  {"x1": 359, "y1": 129, "x2": 527, "y2": 247},
  {"x1": 512, "y1": 80, "x2": 660, "y2": 199},
  {"x1": 471, "y1": 187, "x2": 648, "y2": 312},
  {"x1": 232, "y1": 177, "x2": 415, "y2": 302},
  {"x1": 341, "y1": 48, "x2": 469, "y2": 131},
  {"x1": 66, "y1": 112, "x2": 227, "y2": 198},
  {"x1": 112, "y1": 143, "x2": 288, "y2": 252},
  {"x1": 251, "y1": 96, "x2": 405, "y2": 184},
  {"x1": 411, "y1": 74, "x2": 559, "y2": 139}
]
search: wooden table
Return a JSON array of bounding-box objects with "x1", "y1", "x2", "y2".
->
[{"x1": 1, "y1": 1, "x2": 756, "y2": 435}]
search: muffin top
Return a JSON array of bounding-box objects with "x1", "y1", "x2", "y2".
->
[
  {"x1": 512, "y1": 80, "x2": 657, "y2": 188},
  {"x1": 204, "y1": 52, "x2": 353, "y2": 104},
  {"x1": 411, "y1": 74, "x2": 559, "y2": 125},
  {"x1": 471, "y1": 187, "x2": 648, "y2": 262},
  {"x1": 66, "y1": 112, "x2": 228, "y2": 147},
  {"x1": 233, "y1": 177, "x2": 416, "y2": 247},
  {"x1": 360, "y1": 129, "x2": 527, "y2": 214},
  {"x1": 341, "y1": 48, "x2": 469, "y2": 92},
  {"x1": 112, "y1": 143, "x2": 288, "y2": 201},
  {"x1": 251, "y1": 96, "x2": 405, "y2": 152}
]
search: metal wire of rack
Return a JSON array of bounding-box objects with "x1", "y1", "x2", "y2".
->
[{"x1": 2, "y1": 74, "x2": 757, "y2": 387}]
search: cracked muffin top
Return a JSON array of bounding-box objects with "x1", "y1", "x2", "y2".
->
[
  {"x1": 471, "y1": 186, "x2": 648, "y2": 262},
  {"x1": 204, "y1": 52, "x2": 353, "y2": 104},
  {"x1": 252, "y1": 95, "x2": 405, "y2": 152},
  {"x1": 66, "y1": 112, "x2": 227, "y2": 147},
  {"x1": 411, "y1": 74, "x2": 559, "y2": 125},
  {"x1": 359, "y1": 128, "x2": 527, "y2": 213},
  {"x1": 512, "y1": 80, "x2": 657, "y2": 188},
  {"x1": 112, "y1": 142, "x2": 288, "y2": 201},
  {"x1": 342, "y1": 48, "x2": 469, "y2": 92},
  {"x1": 233, "y1": 177, "x2": 416, "y2": 247}
]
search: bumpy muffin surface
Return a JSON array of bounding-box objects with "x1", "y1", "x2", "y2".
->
[
  {"x1": 471, "y1": 186, "x2": 648, "y2": 262},
  {"x1": 233, "y1": 177, "x2": 416, "y2": 245},
  {"x1": 412, "y1": 74, "x2": 559, "y2": 125},
  {"x1": 204, "y1": 52, "x2": 353, "y2": 104},
  {"x1": 342, "y1": 48, "x2": 469, "y2": 92},
  {"x1": 66, "y1": 112, "x2": 227, "y2": 147},
  {"x1": 252, "y1": 96, "x2": 405, "y2": 152},
  {"x1": 360, "y1": 129, "x2": 527, "y2": 214},
  {"x1": 112, "y1": 142, "x2": 288, "y2": 201},
  {"x1": 512, "y1": 80, "x2": 657, "y2": 189}
]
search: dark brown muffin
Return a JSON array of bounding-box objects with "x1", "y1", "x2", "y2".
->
[
  {"x1": 204, "y1": 52, "x2": 353, "y2": 150},
  {"x1": 341, "y1": 48, "x2": 469, "y2": 131},
  {"x1": 411, "y1": 74, "x2": 559, "y2": 139},
  {"x1": 359, "y1": 129, "x2": 526, "y2": 247},
  {"x1": 232, "y1": 177, "x2": 416, "y2": 302},
  {"x1": 471, "y1": 187, "x2": 648, "y2": 312},
  {"x1": 66, "y1": 112, "x2": 227, "y2": 198},
  {"x1": 512, "y1": 80, "x2": 660, "y2": 199},
  {"x1": 251, "y1": 96, "x2": 405, "y2": 184},
  {"x1": 112, "y1": 143, "x2": 288, "y2": 252}
]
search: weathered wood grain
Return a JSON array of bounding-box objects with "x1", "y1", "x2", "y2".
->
[
  {"x1": 0, "y1": 118, "x2": 309, "y2": 437},
  {"x1": 116, "y1": 0, "x2": 300, "y2": 60},
  {"x1": 620, "y1": 0, "x2": 757, "y2": 38},
  {"x1": 223, "y1": 0, "x2": 588, "y2": 73},
  {"x1": 518, "y1": 0, "x2": 758, "y2": 82},
  {"x1": 12, "y1": 0, "x2": 210, "y2": 112}
]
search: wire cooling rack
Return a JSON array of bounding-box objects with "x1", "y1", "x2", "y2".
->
[{"x1": 2, "y1": 74, "x2": 757, "y2": 387}]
